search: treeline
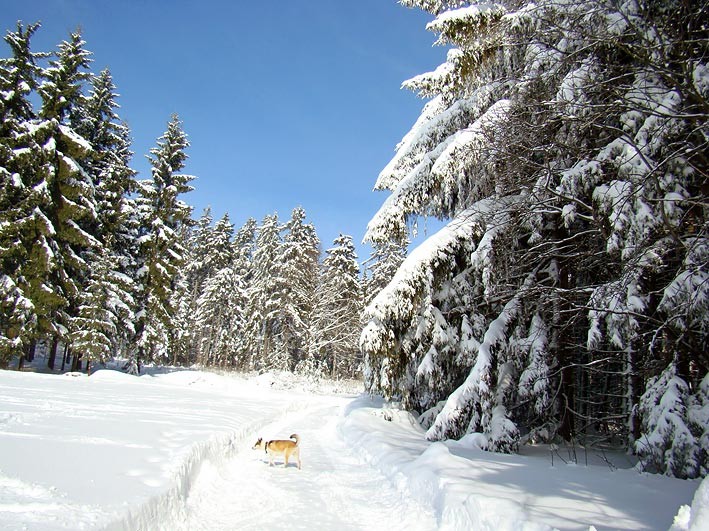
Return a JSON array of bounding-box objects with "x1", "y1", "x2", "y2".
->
[
  {"x1": 175, "y1": 208, "x2": 364, "y2": 377},
  {"x1": 362, "y1": 0, "x2": 708, "y2": 479},
  {"x1": 0, "y1": 23, "x2": 363, "y2": 378}
]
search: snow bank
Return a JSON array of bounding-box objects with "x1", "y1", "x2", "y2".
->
[
  {"x1": 670, "y1": 476, "x2": 709, "y2": 531},
  {"x1": 339, "y1": 398, "x2": 700, "y2": 531}
]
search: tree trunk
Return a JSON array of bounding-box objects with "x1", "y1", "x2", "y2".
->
[
  {"x1": 555, "y1": 258, "x2": 576, "y2": 442},
  {"x1": 70, "y1": 352, "x2": 82, "y2": 372},
  {"x1": 61, "y1": 344, "x2": 69, "y2": 372},
  {"x1": 557, "y1": 361, "x2": 576, "y2": 441},
  {"x1": 26, "y1": 340, "x2": 35, "y2": 362},
  {"x1": 47, "y1": 337, "x2": 60, "y2": 370},
  {"x1": 627, "y1": 346, "x2": 642, "y2": 445},
  {"x1": 18, "y1": 340, "x2": 36, "y2": 370}
]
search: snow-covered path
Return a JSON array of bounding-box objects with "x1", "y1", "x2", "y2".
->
[{"x1": 178, "y1": 399, "x2": 437, "y2": 531}]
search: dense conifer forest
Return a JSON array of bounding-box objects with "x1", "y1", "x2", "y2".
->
[
  {"x1": 0, "y1": 23, "x2": 364, "y2": 379},
  {"x1": 361, "y1": 0, "x2": 708, "y2": 479}
]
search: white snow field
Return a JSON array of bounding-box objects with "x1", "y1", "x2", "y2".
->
[{"x1": 0, "y1": 368, "x2": 705, "y2": 531}]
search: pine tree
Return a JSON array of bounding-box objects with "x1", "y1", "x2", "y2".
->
[
  {"x1": 195, "y1": 265, "x2": 239, "y2": 367},
  {"x1": 363, "y1": 0, "x2": 527, "y2": 450},
  {"x1": 636, "y1": 362, "x2": 704, "y2": 479},
  {"x1": 64, "y1": 67, "x2": 138, "y2": 365},
  {"x1": 194, "y1": 213, "x2": 235, "y2": 366},
  {"x1": 67, "y1": 241, "x2": 134, "y2": 373},
  {"x1": 363, "y1": 235, "x2": 407, "y2": 305},
  {"x1": 246, "y1": 214, "x2": 285, "y2": 371},
  {"x1": 185, "y1": 207, "x2": 214, "y2": 292},
  {"x1": 72, "y1": 68, "x2": 137, "y2": 242},
  {"x1": 230, "y1": 217, "x2": 257, "y2": 369},
  {"x1": 362, "y1": 0, "x2": 707, "y2": 465},
  {"x1": 279, "y1": 207, "x2": 320, "y2": 367},
  {"x1": 176, "y1": 207, "x2": 214, "y2": 365},
  {"x1": 312, "y1": 235, "x2": 362, "y2": 378},
  {"x1": 134, "y1": 115, "x2": 194, "y2": 366},
  {"x1": 0, "y1": 22, "x2": 45, "y2": 361},
  {"x1": 0, "y1": 274, "x2": 34, "y2": 368},
  {"x1": 23, "y1": 28, "x2": 98, "y2": 362}
]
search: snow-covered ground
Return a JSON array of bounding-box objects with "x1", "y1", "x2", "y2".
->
[{"x1": 0, "y1": 367, "x2": 705, "y2": 530}]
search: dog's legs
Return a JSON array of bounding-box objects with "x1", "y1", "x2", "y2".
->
[{"x1": 284, "y1": 452, "x2": 289, "y2": 468}]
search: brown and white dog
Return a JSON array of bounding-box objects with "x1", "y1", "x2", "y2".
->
[{"x1": 252, "y1": 433, "x2": 301, "y2": 469}]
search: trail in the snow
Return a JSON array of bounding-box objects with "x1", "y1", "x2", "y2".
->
[{"x1": 178, "y1": 398, "x2": 438, "y2": 531}]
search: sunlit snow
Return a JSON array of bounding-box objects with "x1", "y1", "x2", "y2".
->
[{"x1": 0, "y1": 367, "x2": 703, "y2": 530}]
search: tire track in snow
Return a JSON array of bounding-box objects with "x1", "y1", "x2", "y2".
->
[{"x1": 178, "y1": 399, "x2": 437, "y2": 531}]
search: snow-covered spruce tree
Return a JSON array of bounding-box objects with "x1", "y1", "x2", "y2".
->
[
  {"x1": 363, "y1": 235, "x2": 408, "y2": 305},
  {"x1": 0, "y1": 22, "x2": 45, "y2": 363},
  {"x1": 195, "y1": 266, "x2": 238, "y2": 368},
  {"x1": 31, "y1": 29, "x2": 99, "y2": 367},
  {"x1": 635, "y1": 362, "x2": 706, "y2": 478},
  {"x1": 246, "y1": 214, "x2": 287, "y2": 371},
  {"x1": 64, "y1": 67, "x2": 138, "y2": 367},
  {"x1": 279, "y1": 207, "x2": 320, "y2": 369},
  {"x1": 361, "y1": 0, "x2": 707, "y2": 465},
  {"x1": 521, "y1": 0, "x2": 708, "y2": 470},
  {"x1": 312, "y1": 235, "x2": 363, "y2": 378},
  {"x1": 0, "y1": 275, "x2": 35, "y2": 368},
  {"x1": 186, "y1": 207, "x2": 214, "y2": 287},
  {"x1": 134, "y1": 115, "x2": 194, "y2": 368},
  {"x1": 175, "y1": 207, "x2": 214, "y2": 365},
  {"x1": 194, "y1": 213, "x2": 237, "y2": 367},
  {"x1": 169, "y1": 260, "x2": 193, "y2": 366},
  {"x1": 185, "y1": 207, "x2": 236, "y2": 301},
  {"x1": 229, "y1": 217, "x2": 257, "y2": 369},
  {"x1": 362, "y1": 1, "x2": 533, "y2": 452},
  {"x1": 67, "y1": 240, "x2": 134, "y2": 373},
  {"x1": 71, "y1": 68, "x2": 138, "y2": 246}
]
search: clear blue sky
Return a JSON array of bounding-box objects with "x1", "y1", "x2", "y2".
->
[{"x1": 1, "y1": 0, "x2": 445, "y2": 261}]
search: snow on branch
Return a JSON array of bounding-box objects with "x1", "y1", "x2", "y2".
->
[
  {"x1": 365, "y1": 99, "x2": 511, "y2": 243},
  {"x1": 426, "y1": 4, "x2": 507, "y2": 47},
  {"x1": 376, "y1": 91, "x2": 497, "y2": 191},
  {"x1": 425, "y1": 270, "x2": 536, "y2": 448}
]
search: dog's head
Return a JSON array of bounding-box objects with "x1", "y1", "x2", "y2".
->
[{"x1": 252, "y1": 437, "x2": 264, "y2": 450}]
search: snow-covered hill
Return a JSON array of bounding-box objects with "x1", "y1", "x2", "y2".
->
[{"x1": 0, "y1": 368, "x2": 705, "y2": 530}]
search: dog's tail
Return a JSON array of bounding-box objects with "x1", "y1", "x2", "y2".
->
[{"x1": 290, "y1": 433, "x2": 300, "y2": 446}]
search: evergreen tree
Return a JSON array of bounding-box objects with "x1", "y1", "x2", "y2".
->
[
  {"x1": 279, "y1": 207, "x2": 320, "y2": 367},
  {"x1": 67, "y1": 241, "x2": 134, "y2": 373},
  {"x1": 176, "y1": 207, "x2": 214, "y2": 365},
  {"x1": 195, "y1": 265, "x2": 239, "y2": 368},
  {"x1": 65, "y1": 67, "x2": 138, "y2": 365},
  {"x1": 312, "y1": 235, "x2": 362, "y2": 378},
  {"x1": 0, "y1": 275, "x2": 34, "y2": 368},
  {"x1": 364, "y1": 235, "x2": 407, "y2": 305},
  {"x1": 72, "y1": 68, "x2": 137, "y2": 242},
  {"x1": 230, "y1": 217, "x2": 257, "y2": 369},
  {"x1": 185, "y1": 207, "x2": 214, "y2": 293},
  {"x1": 23, "y1": 29, "x2": 97, "y2": 361},
  {"x1": 362, "y1": 0, "x2": 708, "y2": 466},
  {"x1": 0, "y1": 22, "x2": 45, "y2": 361},
  {"x1": 246, "y1": 214, "x2": 285, "y2": 371},
  {"x1": 635, "y1": 362, "x2": 705, "y2": 478},
  {"x1": 134, "y1": 115, "x2": 194, "y2": 366},
  {"x1": 194, "y1": 213, "x2": 235, "y2": 366}
]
